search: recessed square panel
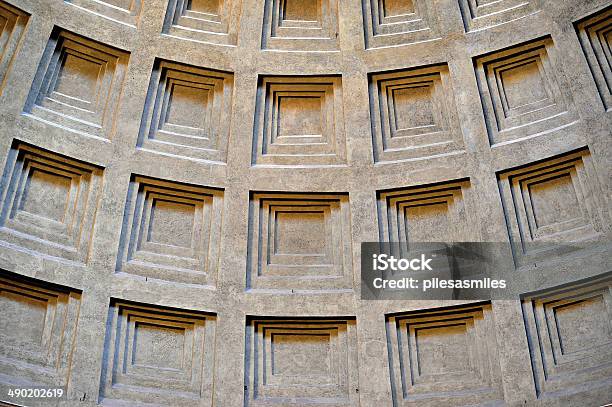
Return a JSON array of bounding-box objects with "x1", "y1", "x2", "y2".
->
[
  {"x1": 384, "y1": 0, "x2": 415, "y2": 17},
  {"x1": 474, "y1": 37, "x2": 577, "y2": 145},
  {"x1": 521, "y1": 275, "x2": 612, "y2": 398},
  {"x1": 0, "y1": 1, "x2": 29, "y2": 94},
  {"x1": 190, "y1": 0, "x2": 220, "y2": 14},
  {"x1": 245, "y1": 317, "x2": 359, "y2": 405},
  {"x1": 500, "y1": 61, "x2": 548, "y2": 111},
  {"x1": 283, "y1": 0, "x2": 319, "y2": 22},
  {"x1": 497, "y1": 148, "x2": 609, "y2": 268},
  {"x1": 415, "y1": 324, "x2": 469, "y2": 376},
  {"x1": 553, "y1": 296, "x2": 608, "y2": 355},
  {"x1": 138, "y1": 59, "x2": 234, "y2": 163},
  {"x1": 116, "y1": 175, "x2": 224, "y2": 286},
  {"x1": 22, "y1": 169, "x2": 72, "y2": 222},
  {"x1": 362, "y1": 0, "x2": 437, "y2": 49},
  {"x1": 278, "y1": 96, "x2": 323, "y2": 137},
  {"x1": 55, "y1": 53, "x2": 101, "y2": 103},
  {"x1": 377, "y1": 179, "x2": 471, "y2": 250},
  {"x1": 405, "y1": 201, "x2": 451, "y2": 241},
  {"x1": 253, "y1": 76, "x2": 346, "y2": 167},
  {"x1": 165, "y1": 84, "x2": 210, "y2": 129},
  {"x1": 0, "y1": 291, "x2": 47, "y2": 343},
  {"x1": 99, "y1": 299, "x2": 216, "y2": 406},
  {"x1": 392, "y1": 85, "x2": 435, "y2": 130},
  {"x1": 575, "y1": 6, "x2": 612, "y2": 110},
  {"x1": 0, "y1": 271, "x2": 81, "y2": 388},
  {"x1": 369, "y1": 65, "x2": 464, "y2": 163},
  {"x1": 274, "y1": 211, "x2": 326, "y2": 255},
  {"x1": 458, "y1": 0, "x2": 539, "y2": 32},
  {"x1": 527, "y1": 174, "x2": 580, "y2": 228},
  {"x1": 132, "y1": 323, "x2": 184, "y2": 370},
  {"x1": 247, "y1": 192, "x2": 352, "y2": 292},
  {"x1": 387, "y1": 303, "x2": 503, "y2": 405},
  {"x1": 24, "y1": 28, "x2": 129, "y2": 140},
  {"x1": 147, "y1": 199, "x2": 196, "y2": 248},
  {"x1": 0, "y1": 142, "x2": 103, "y2": 264},
  {"x1": 272, "y1": 333, "x2": 331, "y2": 376},
  {"x1": 162, "y1": 0, "x2": 241, "y2": 45},
  {"x1": 262, "y1": 0, "x2": 339, "y2": 51}
]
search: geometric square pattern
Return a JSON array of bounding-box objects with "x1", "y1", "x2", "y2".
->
[
  {"x1": 137, "y1": 60, "x2": 234, "y2": 163},
  {"x1": 474, "y1": 37, "x2": 577, "y2": 146},
  {"x1": 247, "y1": 192, "x2": 352, "y2": 292},
  {"x1": 575, "y1": 6, "x2": 612, "y2": 111},
  {"x1": 162, "y1": 0, "x2": 242, "y2": 46},
  {"x1": 521, "y1": 274, "x2": 612, "y2": 398},
  {"x1": 98, "y1": 299, "x2": 216, "y2": 406},
  {"x1": 0, "y1": 271, "x2": 81, "y2": 388},
  {"x1": 244, "y1": 317, "x2": 359, "y2": 406},
  {"x1": 116, "y1": 175, "x2": 224, "y2": 287},
  {"x1": 23, "y1": 28, "x2": 129, "y2": 140},
  {"x1": 362, "y1": 0, "x2": 437, "y2": 49},
  {"x1": 0, "y1": 142, "x2": 103, "y2": 265},
  {"x1": 369, "y1": 64, "x2": 464, "y2": 163},
  {"x1": 377, "y1": 179, "x2": 471, "y2": 250},
  {"x1": 64, "y1": 0, "x2": 142, "y2": 27},
  {"x1": 386, "y1": 303, "x2": 504, "y2": 406},
  {"x1": 261, "y1": 0, "x2": 339, "y2": 51},
  {"x1": 0, "y1": 1, "x2": 29, "y2": 95},
  {"x1": 252, "y1": 76, "x2": 346, "y2": 167},
  {"x1": 497, "y1": 148, "x2": 609, "y2": 268},
  {"x1": 458, "y1": 0, "x2": 539, "y2": 32}
]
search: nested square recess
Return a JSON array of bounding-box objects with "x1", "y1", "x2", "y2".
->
[
  {"x1": 474, "y1": 37, "x2": 577, "y2": 146},
  {"x1": 262, "y1": 0, "x2": 339, "y2": 51},
  {"x1": 458, "y1": 0, "x2": 539, "y2": 32},
  {"x1": 362, "y1": 0, "x2": 438, "y2": 49},
  {"x1": 0, "y1": 1, "x2": 29, "y2": 95},
  {"x1": 521, "y1": 274, "x2": 612, "y2": 399},
  {"x1": 116, "y1": 175, "x2": 224, "y2": 286},
  {"x1": 24, "y1": 28, "x2": 129, "y2": 140},
  {"x1": 252, "y1": 76, "x2": 346, "y2": 167},
  {"x1": 138, "y1": 59, "x2": 234, "y2": 163},
  {"x1": 247, "y1": 192, "x2": 352, "y2": 292},
  {"x1": 497, "y1": 148, "x2": 610, "y2": 268},
  {"x1": 162, "y1": 0, "x2": 242, "y2": 45},
  {"x1": 244, "y1": 317, "x2": 359, "y2": 406},
  {"x1": 65, "y1": 0, "x2": 142, "y2": 27},
  {"x1": 0, "y1": 141, "x2": 103, "y2": 264},
  {"x1": 386, "y1": 303, "x2": 504, "y2": 406},
  {"x1": 377, "y1": 179, "x2": 473, "y2": 249},
  {"x1": 99, "y1": 299, "x2": 216, "y2": 406},
  {"x1": 575, "y1": 6, "x2": 612, "y2": 111},
  {"x1": 0, "y1": 271, "x2": 81, "y2": 389},
  {"x1": 369, "y1": 64, "x2": 464, "y2": 163}
]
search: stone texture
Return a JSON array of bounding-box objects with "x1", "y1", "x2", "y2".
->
[
  {"x1": 0, "y1": 0, "x2": 610, "y2": 406},
  {"x1": 387, "y1": 303, "x2": 504, "y2": 406}
]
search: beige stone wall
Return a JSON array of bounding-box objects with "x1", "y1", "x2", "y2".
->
[{"x1": 0, "y1": 0, "x2": 610, "y2": 406}]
